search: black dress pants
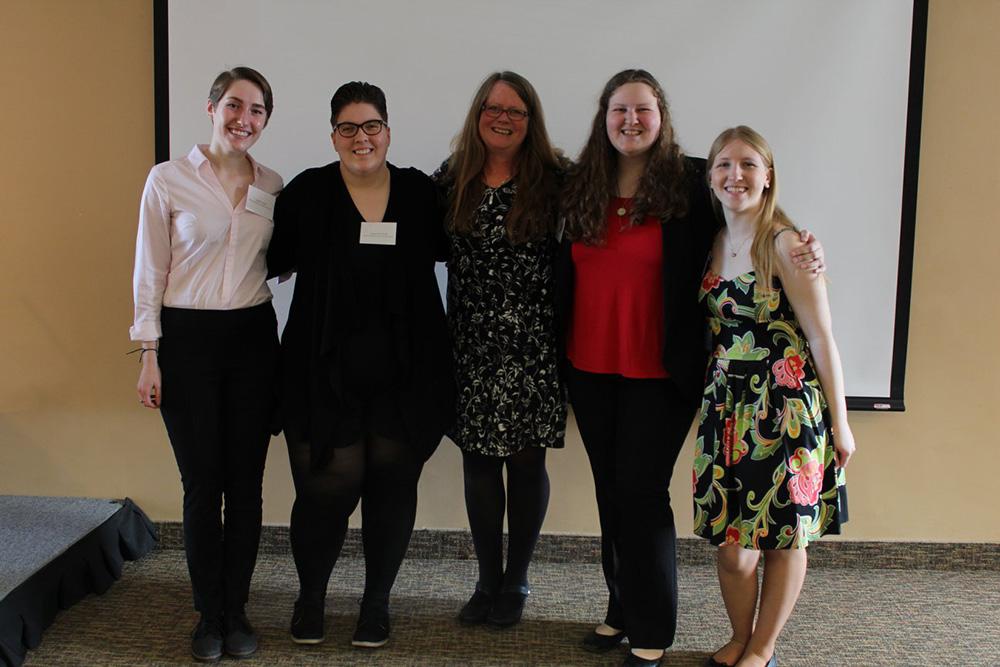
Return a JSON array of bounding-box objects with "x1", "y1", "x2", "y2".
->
[
  {"x1": 158, "y1": 304, "x2": 278, "y2": 617},
  {"x1": 566, "y1": 365, "x2": 697, "y2": 650}
]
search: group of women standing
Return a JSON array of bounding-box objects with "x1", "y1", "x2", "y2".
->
[{"x1": 131, "y1": 65, "x2": 853, "y2": 667}]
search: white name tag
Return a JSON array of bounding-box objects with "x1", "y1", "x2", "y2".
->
[
  {"x1": 246, "y1": 185, "x2": 276, "y2": 220},
  {"x1": 359, "y1": 222, "x2": 397, "y2": 245}
]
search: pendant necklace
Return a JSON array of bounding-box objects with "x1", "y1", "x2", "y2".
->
[
  {"x1": 727, "y1": 230, "x2": 753, "y2": 258},
  {"x1": 615, "y1": 200, "x2": 631, "y2": 231}
]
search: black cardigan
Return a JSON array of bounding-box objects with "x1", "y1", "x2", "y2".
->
[
  {"x1": 267, "y1": 162, "x2": 455, "y2": 467},
  {"x1": 554, "y1": 155, "x2": 719, "y2": 403}
]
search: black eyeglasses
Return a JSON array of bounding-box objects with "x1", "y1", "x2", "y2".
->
[
  {"x1": 480, "y1": 104, "x2": 529, "y2": 121},
  {"x1": 334, "y1": 119, "x2": 388, "y2": 138}
]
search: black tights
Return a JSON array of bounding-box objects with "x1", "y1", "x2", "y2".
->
[
  {"x1": 462, "y1": 447, "x2": 550, "y2": 593},
  {"x1": 287, "y1": 434, "x2": 423, "y2": 608}
]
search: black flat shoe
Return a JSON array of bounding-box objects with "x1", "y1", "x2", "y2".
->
[
  {"x1": 622, "y1": 650, "x2": 663, "y2": 666},
  {"x1": 485, "y1": 585, "x2": 529, "y2": 628},
  {"x1": 289, "y1": 599, "x2": 325, "y2": 645},
  {"x1": 582, "y1": 628, "x2": 627, "y2": 652},
  {"x1": 352, "y1": 601, "x2": 390, "y2": 648},
  {"x1": 458, "y1": 584, "x2": 495, "y2": 625},
  {"x1": 705, "y1": 655, "x2": 734, "y2": 667}
]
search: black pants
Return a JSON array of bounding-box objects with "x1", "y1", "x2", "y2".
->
[
  {"x1": 158, "y1": 304, "x2": 279, "y2": 617},
  {"x1": 566, "y1": 365, "x2": 697, "y2": 650},
  {"x1": 287, "y1": 433, "x2": 423, "y2": 609}
]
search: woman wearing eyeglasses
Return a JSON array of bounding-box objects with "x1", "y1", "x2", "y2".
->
[
  {"x1": 266, "y1": 81, "x2": 454, "y2": 650},
  {"x1": 434, "y1": 72, "x2": 566, "y2": 628}
]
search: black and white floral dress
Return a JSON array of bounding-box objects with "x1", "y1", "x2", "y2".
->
[{"x1": 443, "y1": 179, "x2": 566, "y2": 456}]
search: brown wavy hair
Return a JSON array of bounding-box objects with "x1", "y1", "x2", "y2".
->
[
  {"x1": 445, "y1": 72, "x2": 562, "y2": 243},
  {"x1": 706, "y1": 125, "x2": 796, "y2": 290},
  {"x1": 562, "y1": 69, "x2": 689, "y2": 244}
]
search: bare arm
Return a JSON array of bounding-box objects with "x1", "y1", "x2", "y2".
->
[{"x1": 776, "y1": 233, "x2": 856, "y2": 468}]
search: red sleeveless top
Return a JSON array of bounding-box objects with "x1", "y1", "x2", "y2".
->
[{"x1": 567, "y1": 198, "x2": 668, "y2": 379}]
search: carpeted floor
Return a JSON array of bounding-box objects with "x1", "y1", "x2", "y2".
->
[{"x1": 20, "y1": 547, "x2": 1000, "y2": 666}]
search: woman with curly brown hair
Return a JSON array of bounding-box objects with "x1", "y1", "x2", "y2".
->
[{"x1": 557, "y1": 70, "x2": 824, "y2": 666}]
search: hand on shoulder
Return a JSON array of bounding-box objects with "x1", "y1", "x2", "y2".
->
[{"x1": 775, "y1": 227, "x2": 821, "y2": 283}]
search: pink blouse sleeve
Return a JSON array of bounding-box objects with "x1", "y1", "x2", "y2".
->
[{"x1": 129, "y1": 168, "x2": 172, "y2": 341}]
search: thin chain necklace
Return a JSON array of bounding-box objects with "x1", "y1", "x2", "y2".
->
[{"x1": 726, "y1": 229, "x2": 753, "y2": 258}]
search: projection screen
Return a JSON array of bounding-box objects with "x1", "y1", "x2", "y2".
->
[{"x1": 155, "y1": 0, "x2": 926, "y2": 410}]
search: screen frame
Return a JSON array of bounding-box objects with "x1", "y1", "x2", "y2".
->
[{"x1": 150, "y1": 0, "x2": 928, "y2": 412}]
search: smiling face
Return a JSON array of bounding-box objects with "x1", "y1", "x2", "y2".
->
[
  {"x1": 605, "y1": 82, "x2": 662, "y2": 160},
  {"x1": 477, "y1": 81, "x2": 529, "y2": 159},
  {"x1": 206, "y1": 78, "x2": 268, "y2": 155},
  {"x1": 331, "y1": 102, "x2": 390, "y2": 178},
  {"x1": 709, "y1": 140, "x2": 772, "y2": 217}
]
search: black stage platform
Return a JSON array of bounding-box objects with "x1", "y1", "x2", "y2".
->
[{"x1": 0, "y1": 496, "x2": 156, "y2": 667}]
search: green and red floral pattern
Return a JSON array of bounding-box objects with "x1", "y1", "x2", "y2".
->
[{"x1": 693, "y1": 270, "x2": 846, "y2": 550}]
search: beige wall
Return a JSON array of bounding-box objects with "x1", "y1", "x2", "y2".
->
[{"x1": 2, "y1": 1, "x2": 997, "y2": 543}]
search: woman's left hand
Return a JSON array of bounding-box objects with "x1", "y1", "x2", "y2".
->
[
  {"x1": 834, "y1": 422, "x2": 856, "y2": 469},
  {"x1": 791, "y1": 229, "x2": 825, "y2": 274}
]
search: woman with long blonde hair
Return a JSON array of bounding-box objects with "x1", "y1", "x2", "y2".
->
[{"x1": 694, "y1": 126, "x2": 853, "y2": 667}]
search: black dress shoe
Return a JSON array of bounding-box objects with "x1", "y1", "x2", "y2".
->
[
  {"x1": 706, "y1": 655, "x2": 734, "y2": 667},
  {"x1": 622, "y1": 650, "x2": 663, "y2": 666},
  {"x1": 582, "y1": 628, "x2": 627, "y2": 652},
  {"x1": 485, "y1": 585, "x2": 529, "y2": 628},
  {"x1": 223, "y1": 610, "x2": 258, "y2": 658},
  {"x1": 458, "y1": 586, "x2": 494, "y2": 625}
]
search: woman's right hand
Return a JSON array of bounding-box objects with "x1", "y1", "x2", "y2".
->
[{"x1": 137, "y1": 351, "x2": 162, "y2": 409}]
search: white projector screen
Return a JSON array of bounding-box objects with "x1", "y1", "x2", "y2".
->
[{"x1": 156, "y1": 0, "x2": 925, "y2": 410}]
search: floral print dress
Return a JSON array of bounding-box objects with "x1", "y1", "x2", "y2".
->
[
  {"x1": 693, "y1": 269, "x2": 847, "y2": 549},
  {"x1": 444, "y1": 180, "x2": 566, "y2": 456}
]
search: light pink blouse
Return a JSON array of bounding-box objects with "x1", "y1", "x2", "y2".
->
[{"x1": 130, "y1": 145, "x2": 283, "y2": 341}]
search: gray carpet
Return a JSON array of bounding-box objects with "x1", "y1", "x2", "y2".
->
[
  {"x1": 0, "y1": 496, "x2": 120, "y2": 598},
  {"x1": 20, "y1": 548, "x2": 1000, "y2": 666}
]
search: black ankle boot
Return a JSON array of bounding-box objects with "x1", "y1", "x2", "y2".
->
[{"x1": 486, "y1": 584, "x2": 530, "y2": 628}]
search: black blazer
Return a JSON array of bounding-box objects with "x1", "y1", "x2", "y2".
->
[
  {"x1": 554, "y1": 155, "x2": 719, "y2": 403},
  {"x1": 267, "y1": 162, "x2": 455, "y2": 467}
]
